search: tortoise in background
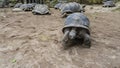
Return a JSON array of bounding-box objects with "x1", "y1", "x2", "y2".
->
[
  {"x1": 32, "y1": 4, "x2": 50, "y2": 15},
  {"x1": 103, "y1": 0, "x2": 115, "y2": 7},
  {"x1": 60, "y1": 2, "x2": 86, "y2": 17}
]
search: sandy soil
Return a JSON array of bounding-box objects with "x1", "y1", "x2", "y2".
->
[{"x1": 0, "y1": 6, "x2": 120, "y2": 68}]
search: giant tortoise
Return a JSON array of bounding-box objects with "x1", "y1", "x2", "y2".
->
[
  {"x1": 62, "y1": 13, "x2": 91, "y2": 48},
  {"x1": 13, "y1": 3, "x2": 23, "y2": 12},
  {"x1": 32, "y1": 4, "x2": 50, "y2": 15},
  {"x1": 20, "y1": 4, "x2": 34, "y2": 11},
  {"x1": 103, "y1": 0, "x2": 115, "y2": 7},
  {"x1": 61, "y1": 2, "x2": 85, "y2": 17},
  {"x1": 14, "y1": 3, "x2": 22, "y2": 8},
  {"x1": 54, "y1": 3, "x2": 66, "y2": 10},
  {"x1": 54, "y1": 3, "x2": 63, "y2": 9}
]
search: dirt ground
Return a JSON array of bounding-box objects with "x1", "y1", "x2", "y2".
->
[{"x1": 0, "y1": 5, "x2": 120, "y2": 68}]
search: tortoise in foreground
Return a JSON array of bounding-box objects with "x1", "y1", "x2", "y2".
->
[
  {"x1": 62, "y1": 13, "x2": 91, "y2": 48},
  {"x1": 103, "y1": 1, "x2": 115, "y2": 7},
  {"x1": 61, "y1": 2, "x2": 86, "y2": 17},
  {"x1": 32, "y1": 4, "x2": 50, "y2": 15}
]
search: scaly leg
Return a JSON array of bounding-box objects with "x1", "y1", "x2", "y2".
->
[
  {"x1": 62, "y1": 28, "x2": 70, "y2": 47},
  {"x1": 83, "y1": 33, "x2": 91, "y2": 48},
  {"x1": 78, "y1": 29, "x2": 91, "y2": 48}
]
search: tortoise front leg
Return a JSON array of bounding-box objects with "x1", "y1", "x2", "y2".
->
[
  {"x1": 62, "y1": 28, "x2": 70, "y2": 46},
  {"x1": 83, "y1": 33, "x2": 91, "y2": 48},
  {"x1": 61, "y1": 13, "x2": 67, "y2": 18},
  {"x1": 78, "y1": 29, "x2": 91, "y2": 48}
]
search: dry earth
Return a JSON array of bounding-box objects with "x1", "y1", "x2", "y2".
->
[{"x1": 0, "y1": 6, "x2": 120, "y2": 68}]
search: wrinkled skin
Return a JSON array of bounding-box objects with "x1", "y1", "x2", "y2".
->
[
  {"x1": 62, "y1": 28, "x2": 91, "y2": 48},
  {"x1": 69, "y1": 28, "x2": 77, "y2": 40},
  {"x1": 62, "y1": 13, "x2": 91, "y2": 49},
  {"x1": 78, "y1": 29, "x2": 91, "y2": 48}
]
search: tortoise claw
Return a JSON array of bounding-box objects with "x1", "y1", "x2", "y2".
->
[{"x1": 83, "y1": 37, "x2": 91, "y2": 48}]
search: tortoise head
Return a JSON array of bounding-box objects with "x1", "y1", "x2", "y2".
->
[
  {"x1": 69, "y1": 28, "x2": 77, "y2": 40},
  {"x1": 80, "y1": 4, "x2": 86, "y2": 12}
]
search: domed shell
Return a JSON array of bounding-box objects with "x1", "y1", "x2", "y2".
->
[
  {"x1": 32, "y1": 4, "x2": 50, "y2": 14},
  {"x1": 62, "y1": 13, "x2": 90, "y2": 34},
  {"x1": 14, "y1": 3, "x2": 22, "y2": 8},
  {"x1": 103, "y1": 1, "x2": 115, "y2": 7},
  {"x1": 54, "y1": 3, "x2": 62, "y2": 9},
  {"x1": 20, "y1": 4, "x2": 34, "y2": 11},
  {"x1": 61, "y1": 2, "x2": 84, "y2": 14}
]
